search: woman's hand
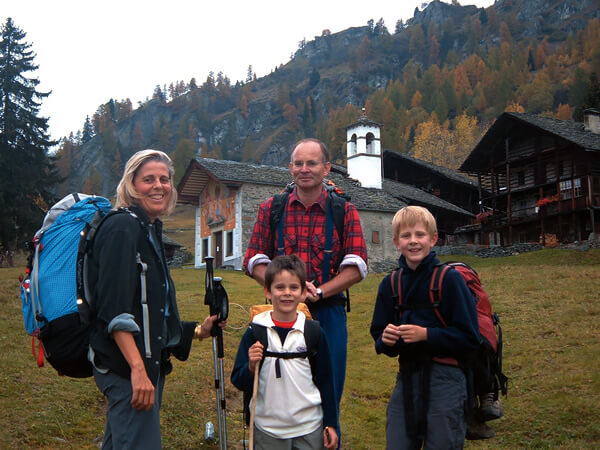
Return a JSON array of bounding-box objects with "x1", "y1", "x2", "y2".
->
[
  {"x1": 112, "y1": 330, "x2": 155, "y2": 411},
  {"x1": 195, "y1": 314, "x2": 227, "y2": 339},
  {"x1": 130, "y1": 363, "x2": 155, "y2": 411}
]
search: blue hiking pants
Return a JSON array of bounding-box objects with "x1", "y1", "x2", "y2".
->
[{"x1": 311, "y1": 304, "x2": 347, "y2": 443}]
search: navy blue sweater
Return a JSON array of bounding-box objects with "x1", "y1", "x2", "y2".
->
[
  {"x1": 370, "y1": 252, "x2": 480, "y2": 363},
  {"x1": 231, "y1": 323, "x2": 338, "y2": 429}
]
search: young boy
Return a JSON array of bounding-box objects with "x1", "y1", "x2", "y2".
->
[
  {"x1": 231, "y1": 254, "x2": 339, "y2": 449},
  {"x1": 370, "y1": 206, "x2": 480, "y2": 449}
]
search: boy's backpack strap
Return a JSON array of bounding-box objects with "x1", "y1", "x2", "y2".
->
[
  {"x1": 429, "y1": 263, "x2": 452, "y2": 327},
  {"x1": 390, "y1": 268, "x2": 403, "y2": 325}
]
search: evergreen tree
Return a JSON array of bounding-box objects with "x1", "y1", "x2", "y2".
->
[
  {"x1": 81, "y1": 115, "x2": 94, "y2": 143},
  {"x1": 0, "y1": 18, "x2": 59, "y2": 249}
]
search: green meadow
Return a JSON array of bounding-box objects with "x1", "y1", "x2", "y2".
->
[{"x1": 1, "y1": 248, "x2": 599, "y2": 448}]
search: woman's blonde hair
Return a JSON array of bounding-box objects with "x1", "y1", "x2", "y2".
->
[
  {"x1": 115, "y1": 149, "x2": 178, "y2": 215},
  {"x1": 392, "y1": 206, "x2": 437, "y2": 240}
]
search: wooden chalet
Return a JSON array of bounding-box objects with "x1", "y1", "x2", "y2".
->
[{"x1": 460, "y1": 110, "x2": 600, "y2": 246}]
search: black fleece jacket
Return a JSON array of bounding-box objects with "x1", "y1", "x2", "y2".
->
[
  {"x1": 370, "y1": 252, "x2": 480, "y2": 363},
  {"x1": 88, "y1": 206, "x2": 196, "y2": 384}
]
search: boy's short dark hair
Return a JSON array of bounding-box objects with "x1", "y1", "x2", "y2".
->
[{"x1": 264, "y1": 254, "x2": 307, "y2": 290}]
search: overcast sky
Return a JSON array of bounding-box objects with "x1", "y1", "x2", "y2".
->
[{"x1": 5, "y1": 0, "x2": 493, "y2": 143}]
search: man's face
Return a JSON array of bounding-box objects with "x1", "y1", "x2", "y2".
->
[{"x1": 289, "y1": 141, "x2": 331, "y2": 191}]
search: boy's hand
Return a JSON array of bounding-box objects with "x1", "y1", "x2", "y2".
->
[
  {"x1": 382, "y1": 324, "x2": 402, "y2": 346},
  {"x1": 397, "y1": 324, "x2": 427, "y2": 343},
  {"x1": 324, "y1": 426, "x2": 338, "y2": 449},
  {"x1": 248, "y1": 341, "x2": 264, "y2": 373}
]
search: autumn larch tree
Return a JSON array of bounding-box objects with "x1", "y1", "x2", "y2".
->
[{"x1": 0, "y1": 18, "x2": 59, "y2": 250}]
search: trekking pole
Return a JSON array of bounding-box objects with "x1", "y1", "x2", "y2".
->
[
  {"x1": 249, "y1": 363, "x2": 260, "y2": 449},
  {"x1": 204, "y1": 256, "x2": 229, "y2": 450}
]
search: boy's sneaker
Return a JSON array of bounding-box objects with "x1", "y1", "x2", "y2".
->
[
  {"x1": 478, "y1": 393, "x2": 504, "y2": 421},
  {"x1": 466, "y1": 421, "x2": 495, "y2": 440}
]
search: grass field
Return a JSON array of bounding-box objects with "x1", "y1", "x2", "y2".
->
[{"x1": 1, "y1": 249, "x2": 599, "y2": 449}]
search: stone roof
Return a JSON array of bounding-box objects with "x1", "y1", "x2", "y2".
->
[
  {"x1": 507, "y1": 112, "x2": 600, "y2": 150},
  {"x1": 345, "y1": 114, "x2": 383, "y2": 130},
  {"x1": 383, "y1": 179, "x2": 474, "y2": 217},
  {"x1": 178, "y1": 157, "x2": 403, "y2": 212},
  {"x1": 383, "y1": 150, "x2": 476, "y2": 187},
  {"x1": 179, "y1": 157, "x2": 476, "y2": 217},
  {"x1": 162, "y1": 234, "x2": 182, "y2": 248},
  {"x1": 461, "y1": 112, "x2": 600, "y2": 172}
]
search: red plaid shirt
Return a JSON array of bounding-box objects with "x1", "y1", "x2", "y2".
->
[{"x1": 244, "y1": 187, "x2": 367, "y2": 285}]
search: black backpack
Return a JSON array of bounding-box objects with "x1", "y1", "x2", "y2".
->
[
  {"x1": 270, "y1": 180, "x2": 351, "y2": 310},
  {"x1": 242, "y1": 320, "x2": 320, "y2": 426}
]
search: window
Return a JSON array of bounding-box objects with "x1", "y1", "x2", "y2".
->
[
  {"x1": 560, "y1": 178, "x2": 581, "y2": 200},
  {"x1": 517, "y1": 171, "x2": 525, "y2": 186},
  {"x1": 226, "y1": 231, "x2": 233, "y2": 257},
  {"x1": 349, "y1": 134, "x2": 357, "y2": 156},
  {"x1": 202, "y1": 238, "x2": 209, "y2": 260},
  {"x1": 560, "y1": 180, "x2": 571, "y2": 199},
  {"x1": 372, "y1": 230, "x2": 380, "y2": 244},
  {"x1": 574, "y1": 177, "x2": 582, "y2": 197},
  {"x1": 366, "y1": 132, "x2": 375, "y2": 154}
]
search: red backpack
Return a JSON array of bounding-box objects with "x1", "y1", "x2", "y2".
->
[{"x1": 391, "y1": 261, "x2": 508, "y2": 398}]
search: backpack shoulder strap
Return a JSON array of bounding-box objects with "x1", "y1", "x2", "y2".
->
[
  {"x1": 250, "y1": 322, "x2": 268, "y2": 349},
  {"x1": 303, "y1": 319, "x2": 320, "y2": 356},
  {"x1": 270, "y1": 184, "x2": 294, "y2": 256},
  {"x1": 325, "y1": 188, "x2": 347, "y2": 247},
  {"x1": 391, "y1": 268, "x2": 403, "y2": 325},
  {"x1": 76, "y1": 208, "x2": 145, "y2": 326},
  {"x1": 430, "y1": 263, "x2": 452, "y2": 327}
]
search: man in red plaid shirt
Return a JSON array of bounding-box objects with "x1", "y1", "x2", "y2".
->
[{"x1": 244, "y1": 138, "x2": 368, "y2": 443}]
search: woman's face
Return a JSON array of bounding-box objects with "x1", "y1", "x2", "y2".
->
[{"x1": 133, "y1": 160, "x2": 172, "y2": 221}]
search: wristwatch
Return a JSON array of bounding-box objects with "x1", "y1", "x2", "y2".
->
[{"x1": 316, "y1": 287, "x2": 324, "y2": 301}]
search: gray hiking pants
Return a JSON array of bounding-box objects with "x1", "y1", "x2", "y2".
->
[
  {"x1": 386, "y1": 363, "x2": 467, "y2": 450},
  {"x1": 94, "y1": 368, "x2": 165, "y2": 450}
]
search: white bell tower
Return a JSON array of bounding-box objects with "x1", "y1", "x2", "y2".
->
[{"x1": 345, "y1": 110, "x2": 383, "y2": 189}]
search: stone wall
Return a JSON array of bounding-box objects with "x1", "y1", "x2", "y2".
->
[
  {"x1": 357, "y1": 210, "x2": 397, "y2": 270},
  {"x1": 369, "y1": 239, "x2": 600, "y2": 273},
  {"x1": 240, "y1": 183, "x2": 282, "y2": 265}
]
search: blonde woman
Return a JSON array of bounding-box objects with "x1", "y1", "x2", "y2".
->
[{"x1": 88, "y1": 149, "x2": 224, "y2": 449}]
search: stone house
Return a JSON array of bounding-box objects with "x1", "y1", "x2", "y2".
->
[{"x1": 177, "y1": 114, "x2": 475, "y2": 271}]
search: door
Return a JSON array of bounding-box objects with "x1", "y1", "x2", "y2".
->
[{"x1": 214, "y1": 231, "x2": 223, "y2": 268}]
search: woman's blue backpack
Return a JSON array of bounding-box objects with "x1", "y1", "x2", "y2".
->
[{"x1": 19, "y1": 193, "x2": 112, "y2": 377}]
